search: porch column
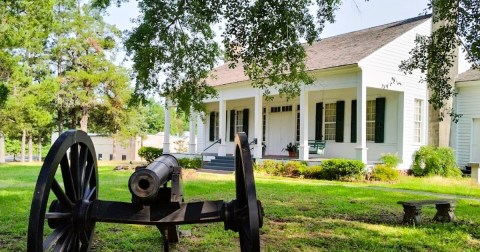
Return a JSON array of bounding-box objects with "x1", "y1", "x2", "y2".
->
[
  {"x1": 196, "y1": 113, "x2": 205, "y2": 153},
  {"x1": 163, "y1": 101, "x2": 171, "y2": 154},
  {"x1": 299, "y1": 90, "x2": 310, "y2": 160},
  {"x1": 189, "y1": 109, "x2": 196, "y2": 154},
  {"x1": 356, "y1": 83, "x2": 367, "y2": 163},
  {"x1": 0, "y1": 132, "x2": 5, "y2": 163},
  {"x1": 218, "y1": 99, "x2": 227, "y2": 156},
  {"x1": 254, "y1": 93, "x2": 263, "y2": 158}
]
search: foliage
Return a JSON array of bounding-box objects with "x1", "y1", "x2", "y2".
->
[
  {"x1": 321, "y1": 159, "x2": 365, "y2": 181},
  {"x1": 412, "y1": 146, "x2": 462, "y2": 177},
  {"x1": 177, "y1": 157, "x2": 202, "y2": 169},
  {"x1": 399, "y1": 0, "x2": 480, "y2": 120},
  {"x1": 300, "y1": 165, "x2": 323, "y2": 179},
  {"x1": 255, "y1": 160, "x2": 286, "y2": 176},
  {"x1": 173, "y1": 139, "x2": 188, "y2": 153},
  {"x1": 138, "y1": 146, "x2": 163, "y2": 163},
  {"x1": 380, "y1": 153, "x2": 400, "y2": 167},
  {"x1": 282, "y1": 142, "x2": 298, "y2": 153},
  {"x1": 5, "y1": 138, "x2": 21, "y2": 159},
  {"x1": 370, "y1": 164, "x2": 400, "y2": 182},
  {"x1": 93, "y1": 0, "x2": 343, "y2": 115}
]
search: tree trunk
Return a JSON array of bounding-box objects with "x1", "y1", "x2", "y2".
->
[
  {"x1": 71, "y1": 107, "x2": 77, "y2": 130},
  {"x1": 38, "y1": 135, "x2": 42, "y2": 162},
  {"x1": 58, "y1": 109, "x2": 64, "y2": 135},
  {"x1": 80, "y1": 106, "x2": 88, "y2": 132},
  {"x1": 112, "y1": 133, "x2": 117, "y2": 161},
  {"x1": 0, "y1": 132, "x2": 5, "y2": 163},
  {"x1": 28, "y1": 134, "x2": 33, "y2": 162},
  {"x1": 21, "y1": 129, "x2": 26, "y2": 162}
]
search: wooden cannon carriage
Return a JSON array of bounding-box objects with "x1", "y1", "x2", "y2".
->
[{"x1": 27, "y1": 130, "x2": 263, "y2": 251}]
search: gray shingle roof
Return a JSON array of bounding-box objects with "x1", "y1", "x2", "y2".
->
[
  {"x1": 456, "y1": 69, "x2": 480, "y2": 82},
  {"x1": 208, "y1": 15, "x2": 431, "y2": 87}
]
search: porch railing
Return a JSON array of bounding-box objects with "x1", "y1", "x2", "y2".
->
[{"x1": 200, "y1": 139, "x2": 221, "y2": 169}]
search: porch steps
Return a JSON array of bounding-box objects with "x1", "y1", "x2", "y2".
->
[{"x1": 203, "y1": 156, "x2": 235, "y2": 171}]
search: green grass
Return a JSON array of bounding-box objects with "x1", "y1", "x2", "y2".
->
[{"x1": 1, "y1": 162, "x2": 480, "y2": 251}]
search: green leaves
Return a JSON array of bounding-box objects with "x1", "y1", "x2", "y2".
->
[{"x1": 124, "y1": 0, "x2": 342, "y2": 114}]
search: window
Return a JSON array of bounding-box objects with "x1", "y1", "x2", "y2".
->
[
  {"x1": 324, "y1": 103, "x2": 336, "y2": 140},
  {"x1": 414, "y1": 99, "x2": 423, "y2": 143},
  {"x1": 366, "y1": 100, "x2": 376, "y2": 141},
  {"x1": 214, "y1": 112, "x2": 219, "y2": 140},
  {"x1": 235, "y1": 110, "x2": 244, "y2": 133}
]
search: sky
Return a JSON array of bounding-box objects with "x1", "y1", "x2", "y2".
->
[{"x1": 103, "y1": 0, "x2": 431, "y2": 67}]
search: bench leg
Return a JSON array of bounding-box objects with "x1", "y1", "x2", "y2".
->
[
  {"x1": 402, "y1": 205, "x2": 422, "y2": 224},
  {"x1": 433, "y1": 203, "x2": 455, "y2": 222}
]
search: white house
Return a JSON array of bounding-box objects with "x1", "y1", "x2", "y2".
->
[
  {"x1": 453, "y1": 69, "x2": 480, "y2": 168},
  {"x1": 180, "y1": 15, "x2": 437, "y2": 170}
]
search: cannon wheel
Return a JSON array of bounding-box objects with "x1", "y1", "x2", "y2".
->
[
  {"x1": 234, "y1": 133, "x2": 262, "y2": 252},
  {"x1": 28, "y1": 130, "x2": 98, "y2": 252}
]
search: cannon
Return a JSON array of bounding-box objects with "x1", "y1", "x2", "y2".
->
[{"x1": 27, "y1": 130, "x2": 264, "y2": 251}]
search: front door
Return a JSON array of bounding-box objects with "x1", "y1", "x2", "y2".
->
[
  {"x1": 472, "y1": 118, "x2": 480, "y2": 162},
  {"x1": 267, "y1": 111, "x2": 294, "y2": 155}
]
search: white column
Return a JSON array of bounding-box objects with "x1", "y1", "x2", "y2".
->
[
  {"x1": 355, "y1": 82, "x2": 367, "y2": 163},
  {"x1": 163, "y1": 102, "x2": 171, "y2": 154},
  {"x1": 218, "y1": 100, "x2": 227, "y2": 156},
  {"x1": 254, "y1": 93, "x2": 263, "y2": 158},
  {"x1": 299, "y1": 90, "x2": 309, "y2": 160},
  {"x1": 196, "y1": 113, "x2": 205, "y2": 153},
  {"x1": 189, "y1": 110, "x2": 196, "y2": 154}
]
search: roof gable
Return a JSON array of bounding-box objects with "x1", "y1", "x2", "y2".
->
[{"x1": 208, "y1": 15, "x2": 431, "y2": 87}]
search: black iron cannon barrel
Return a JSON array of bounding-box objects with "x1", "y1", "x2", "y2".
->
[{"x1": 128, "y1": 154, "x2": 179, "y2": 202}]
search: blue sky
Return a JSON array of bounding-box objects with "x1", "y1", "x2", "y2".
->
[{"x1": 103, "y1": 0, "x2": 430, "y2": 67}]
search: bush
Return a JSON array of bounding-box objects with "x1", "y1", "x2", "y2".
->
[
  {"x1": 177, "y1": 157, "x2": 202, "y2": 169},
  {"x1": 138, "y1": 146, "x2": 163, "y2": 164},
  {"x1": 412, "y1": 146, "x2": 462, "y2": 177},
  {"x1": 380, "y1": 153, "x2": 400, "y2": 167},
  {"x1": 255, "y1": 160, "x2": 307, "y2": 177},
  {"x1": 370, "y1": 164, "x2": 400, "y2": 182},
  {"x1": 321, "y1": 159, "x2": 365, "y2": 181},
  {"x1": 282, "y1": 161, "x2": 306, "y2": 177},
  {"x1": 255, "y1": 160, "x2": 283, "y2": 175},
  {"x1": 300, "y1": 165, "x2": 323, "y2": 179}
]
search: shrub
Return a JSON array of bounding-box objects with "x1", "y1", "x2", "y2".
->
[
  {"x1": 321, "y1": 159, "x2": 365, "y2": 181},
  {"x1": 370, "y1": 164, "x2": 400, "y2": 182},
  {"x1": 282, "y1": 161, "x2": 307, "y2": 177},
  {"x1": 380, "y1": 153, "x2": 400, "y2": 167},
  {"x1": 138, "y1": 146, "x2": 163, "y2": 164},
  {"x1": 255, "y1": 160, "x2": 283, "y2": 175},
  {"x1": 178, "y1": 157, "x2": 202, "y2": 169},
  {"x1": 412, "y1": 146, "x2": 462, "y2": 178},
  {"x1": 300, "y1": 165, "x2": 323, "y2": 179}
]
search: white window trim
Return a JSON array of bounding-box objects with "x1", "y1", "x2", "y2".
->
[{"x1": 324, "y1": 103, "x2": 336, "y2": 141}]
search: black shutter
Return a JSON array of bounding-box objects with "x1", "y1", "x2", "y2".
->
[
  {"x1": 229, "y1": 110, "x2": 235, "y2": 141},
  {"x1": 375, "y1": 97, "x2": 386, "y2": 143},
  {"x1": 243, "y1": 108, "x2": 249, "y2": 137},
  {"x1": 209, "y1": 112, "x2": 215, "y2": 141},
  {"x1": 315, "y1": 103, "x2": 323, "y2": 140},
  {"x1": 335, "y1": 101, "x2": 345, "y2": 142},
  {"x1": 351, "y1": 100, "x2": 357, "y2": 143}
]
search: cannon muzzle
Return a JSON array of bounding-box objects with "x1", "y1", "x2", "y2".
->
[{"x1": 128, "y1": 154, "x2": 179, "y2": 202}]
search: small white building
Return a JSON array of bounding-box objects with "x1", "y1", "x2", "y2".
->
[
  {"x1": 185, "y1": 15, "x2": 435, "y2": 170},
  {"x1": 453, "y1": 69, "x2": 480, "y2": 168}
]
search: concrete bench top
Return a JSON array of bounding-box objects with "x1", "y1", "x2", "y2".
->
[{"x1": 397, "y1": 200, "x2": 455, "y2": 206}]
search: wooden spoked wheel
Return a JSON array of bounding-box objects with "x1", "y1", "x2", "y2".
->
[
  {"x1": 28, "y1": 130, "x2": 98, "y2": 252},
  {"x1": 234, "y1": 132, "x2": 263, "y2": 252}
]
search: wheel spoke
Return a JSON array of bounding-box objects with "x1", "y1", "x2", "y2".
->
[
  {"x1": 53, "y1": 230, "x2": 73, "y2": 252},
  {"x1": 84, "y1": 186, "x2": 96, "y2": 201},
  {"x1": 51, "y1": 179, "x2": 73, "y2": 209},
  {"x1": 45, "y1": 212, "x2": 72, "y2": 219},
  {"x1": 79, "y1": 145, "x2": 88, "y2": 198},
  {"x1": 79, "y1": 230, "x2": 89, "y2": 245},
  {"x1": 43, "y1": 222, "x2": 70, "y2": 251},
  {"x1": 60, "y1": 154, "x2": 77, "y2": 202},
  {"x1": 70, "y1": 144, "x2": 81, "y2": 200},
  {"x1": 82, "y1": 161, "x2": 94, "y2": 200}
]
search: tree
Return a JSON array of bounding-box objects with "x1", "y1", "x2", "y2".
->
[
  {"x1": 400, "y1": 0, "x2": 479, "y2": 121},
  {"x1": 93, "y1": 0, "x2": 341, "y2": 114}
]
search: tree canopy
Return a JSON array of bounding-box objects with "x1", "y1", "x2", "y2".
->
[{"x1": 92, "y1": 0, "x2": 478, "y2": 120}]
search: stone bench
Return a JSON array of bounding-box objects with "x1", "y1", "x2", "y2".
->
[{"x1": 397, "y1": 200, "x2": 456, "y2": 224}]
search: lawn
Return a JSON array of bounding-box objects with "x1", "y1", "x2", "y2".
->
[{"x1": 1, "y1": 162, "x2": 480, "y2": 251}]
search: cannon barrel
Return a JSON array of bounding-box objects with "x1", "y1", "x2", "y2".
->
[{"x1": 128, "y1": 154, "x2": 179, "y2": 202}]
